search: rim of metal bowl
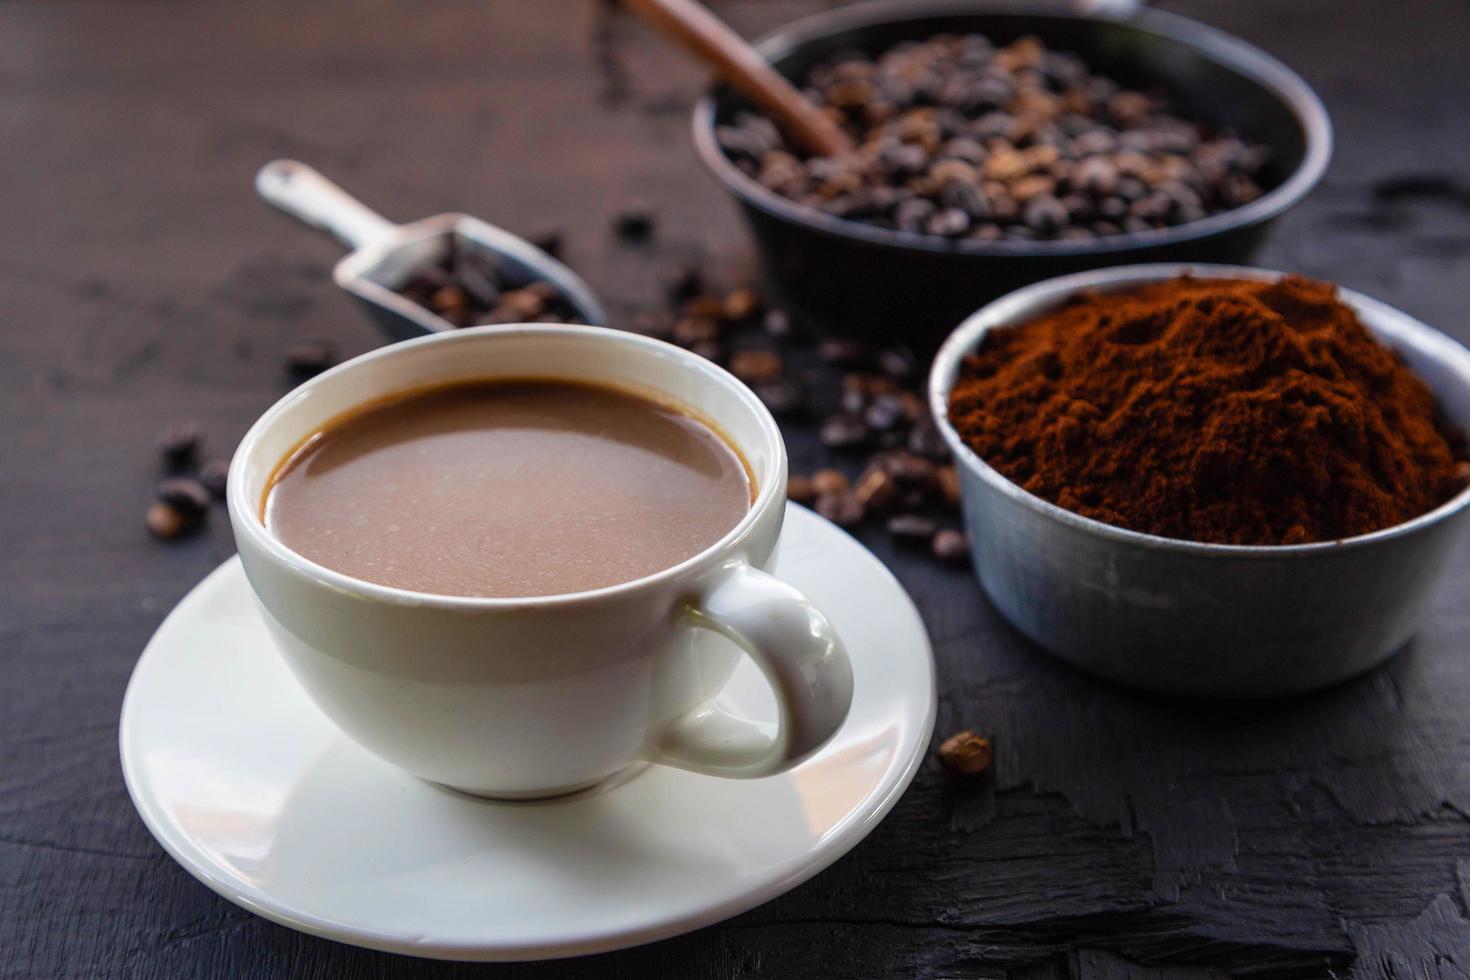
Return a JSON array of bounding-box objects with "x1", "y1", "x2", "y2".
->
[
  {"x1": 926, "y1": 263, "x2": 1470, "y2": 558},
  {"x1": 690, "y1": 0, "x2": 1333, "y2": 258}
]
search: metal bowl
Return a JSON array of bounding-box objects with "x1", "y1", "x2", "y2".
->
[
  {"x1": 692, "y1": 0, "x2": 1332, "y2": 345},
  {"x1": 928, "y1": 264, "x2": 1470, "y2": 697}
]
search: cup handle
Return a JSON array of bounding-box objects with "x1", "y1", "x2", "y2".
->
[{"x1": 647, "y1": 560, "x2": 854, "y2": 778}]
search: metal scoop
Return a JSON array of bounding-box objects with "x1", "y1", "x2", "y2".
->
[{"x1": 255, "y1": 160, "x2": 608, "y2": 341}]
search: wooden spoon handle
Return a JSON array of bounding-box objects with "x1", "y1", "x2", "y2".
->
[{"x1": 623, "y1": 0, "x2": 854, "y2": 158}]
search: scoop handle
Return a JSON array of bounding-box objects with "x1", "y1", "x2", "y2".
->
[
  {"x1": 255, "y1": 160, "x2": 398, "y2": 251},
  {"x1": 623, "y1": 0, "x2": 853, "y2": 158}
]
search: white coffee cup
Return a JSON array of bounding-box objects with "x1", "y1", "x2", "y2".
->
[{"x1": 227, "y1": 324, "x2": 853, "y2": 799}]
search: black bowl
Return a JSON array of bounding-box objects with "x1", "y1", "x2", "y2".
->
[{"x1": 691, "y1": 0, "x2": 1332, "y2": 344}]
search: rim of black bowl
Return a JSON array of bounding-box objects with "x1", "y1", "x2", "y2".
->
[
  {"x1": 690, "y1": 0, "x2": 1333, "y2": 258},
  {"x1": 926, "y1": 263, "x2": 1470, "y2": 557}
]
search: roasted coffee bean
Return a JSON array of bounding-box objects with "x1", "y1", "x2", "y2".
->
[
  {"x1": 852, "y1": 463, "x2": 898, "y2": 512},
  {"x1": 820, "y1": 413, "x2": 869, "y2": 449},
  {"x1": 158, "y1": 420, "x2": 204, "y2": 466},
  {"x1": 156, "y1": 477, "x2": 211, "y2": 517},
  {"x1": 932, "y1": 528, "x2": 971, "y2": 564},
  {"x1": 787, "y1": 474, "x2": 817, "y2": 504},
  {"x1": 284, "y1": 338, "x2": 336, "y2": 379},
  {"x1": 529, "y1": 227, "x2": 564, "y2": 259},
  {"x1": 886, "y1": 451, "x2": 936, "y2": 486},
  {"x1": 887, "y1": 513, "x2": 938, "y2": 543},
  {"x1": 712, "y1": 33, "x2": 1269, "y2": 242},
  {"x1": 452, "y1": 252, "x2": 502, "y2": 308},
  {"x1": 664, "y1": 264, "x2": 704, "y2": 302},
  {"x1": 754, "y1": 377, "x2": 805, "y2": 416},
  {"x1": 937, "y1": 730, "x2": 993, "y2": 776},
  {"x1": 682, "y1": 294, "x2": 728, "y2": 320},
  {"x1": 723, "y1": 288, "x2": 762, "y2": 322},
  {"x1": 762, "y1": 308, "x2": 794, "y2": 339},
  {"x1": 864, "y1": 393, "x2": 907, "y2": 432},
  {"x1": 815, "y1": 491, "x2": 864, "y2": 528},
  {"x1": 819, "y1": 337, "x2": 871, "y2": 366},
  {"x1": 613, "y1": 202, "x2": 655, "y2": 241},
  {"x1": 672, "y1": 316, "x2": 720, "y2": 347},
  {"x1": 632, "y1": 311, "x2": 674, "y2": 340},
  {"x1": 907, "y1": 418, "x2": 951, "y2": 460},
  {"x1": 146, "y1": 502, "x2": 191, "y2": 540},
  {"x1": 199, "y1": 459, "x2": 230, "y2": 500},
  {"x1": 811, "y1": 468, "x2": 850, "y2": 496},
  {"x1": 689, "y1": 339, "x2": 725, "y2": 364},
  {"x1": 878, "y1": 345, "x2": 917, "y2": 381},
  {"x1": 936, "y1": 465, "x2": 962, "y2": 509},
  {"x1": 728, "y1": 349, "x2": 783, "y2": 383}
]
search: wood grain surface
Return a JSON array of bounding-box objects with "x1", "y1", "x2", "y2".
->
[{"x1": 4, "y1": 1, "x2": 1470, "y2": 977}]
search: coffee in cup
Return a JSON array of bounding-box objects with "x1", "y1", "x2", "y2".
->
[{"x1": 264, "y1": 378, "x2": 753, "y2": 598}]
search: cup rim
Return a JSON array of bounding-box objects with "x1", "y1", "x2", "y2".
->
[
  {"x1": 228, "y1": 323, "x2": 788, "y2": 608},
  {"x1": 927, "y1": 262, "x2": 1470, "y2": 558}
]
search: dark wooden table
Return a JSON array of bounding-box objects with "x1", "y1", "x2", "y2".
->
[{"x1": 6, "y1": 1, "x2": 1470, "y2": 977}]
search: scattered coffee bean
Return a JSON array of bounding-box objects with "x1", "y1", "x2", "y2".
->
[
  {"x1": 716, "y1": 34, "x2": 1270, "y2": 242},
  {"x1": 754, "y1": 377, "x2": 805, "y2": 416},
  {"x1": 932, "y1": 528, "x2": 971, "y2": 564},
  {"x1": 157, "y1": 420, "x2": 204, "y2": 467},
  {"x1": 682, "y1": 294, "x2": 727, "y2": 320},
  {"x1": 145, "y1": 501, "x2": 197, "y2": 540},
  {"x1": 762, "y1": 308, "x2": 794, "y2": 340},
  {"x1": 887, "y1": 513, "x2": 938, "y2": 543},
  {"x1": 723, "y1": 288, "x2": 762, "y2": 322},
  {"x1": 632, "y1": 310, "x2": 674, "y2": 340},
  {"x1": 613, "y1": 202, "x2": 656, "y2": 241},
  {"x1": 728, "y1": 349, "x2": 783, "y2": 383},
  {"x1": 284, "y1": 338, "x2": 336, "y2": 379},
  {"x1": 820, "y1": 412, "x2": 869, "y2": 449},
  {"x1": 908, "y1": 418, "x2": 951, "y2": 461},
  {"x1": 937, "y1": 730, "x2": 993, "y2": 776},
  {"x1": 886, "y1": 451, "x2": 935, "y2": 486},
  {"x1": 528, "y1": 227, "x2": 564, "y2": 259},
  {"x1": 818, "y1": 337, "x2": 871, "y2": 367},
  {"x1": 863, "y1": 393, "x2": 906, "y2": 432},
  {"x1": 816, "y1": 491, "x2": 864, "y2": 528},
  {"x1": 198, "y1": 459, "x2": 230, "y2": 500},
  {"x1": 852, "y1": 463, "x2": 898, "y2": 512},
  {"x1": 787, "y1": 474, "x2": 817, "y2": 504},
  {"x1": 672, "y1": 316, "x2": 720, "y2": 347},
  {"x1": 156, "y1": 477, "x2": 211, "y2": 518},
  {"x1": 936, "y1": 465, "x2": 962, "y2": 509},
  {"x1": 811, "y1": 468, "x2": 850, "y2": 496},
  {"x1": 878, "y1": 346, "x2": 917, "y2": 381},
  {"x1": 689, "y1": 339, "x2": 725, "y2": 364},
  {"x1": 665, "y1": 264, "x2": 704, "y2": 302}
]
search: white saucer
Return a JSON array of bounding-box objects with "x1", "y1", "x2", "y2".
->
[{"x1": 120, "y1": 503, "x2": 937, "y2": 961}]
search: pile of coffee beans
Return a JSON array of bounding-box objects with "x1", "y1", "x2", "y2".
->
[
  {"x1": 716, "y1": 34, "x2": 1269, "y2": 243},
  {"x1": 397, "y1": 239, "x2": 586, "y2": 327},
  {"x1": 147, "y1": 422, "x2": 229, "y2": 540},
  {"x1": 627, "y1": 258, "x2": 970, "y2": 566}
]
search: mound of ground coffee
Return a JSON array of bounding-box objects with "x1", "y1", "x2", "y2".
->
[{"x1": 947, "y1": 275, "x2": 1469, "y2": 544}]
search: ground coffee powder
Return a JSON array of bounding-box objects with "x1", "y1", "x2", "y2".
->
[{"x1": 947, "y1": 275, "x2": 1468, "y2": 545}]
